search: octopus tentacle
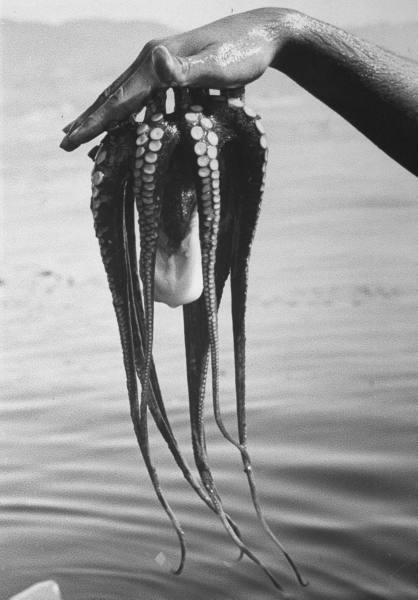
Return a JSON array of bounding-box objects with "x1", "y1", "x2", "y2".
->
[
  {"x1": 196, "y1": 88, "x2": 306, "y2": 586},
  {"x1": 187, "y1": 98, "x2": 223, "y2": 455},
  {"x1": 90, "y1": 129, "x2": 136, "y2": 401},
  {"x1": 129, "y1": 99, "x2": 179, "y2": 443},
  {"x1": 190, "y1": 93, "x2": 265, "y2": 474},
  {"x1": 123, "y1": 185, "x2": 188, "y2": 575},
  {"x1": 124, "y1": 116, "x2": 244, "y2": 549},
  {"x1": 90, "y1": 126, "x2": 185, "y2": 573},
  {"x1": 133, "y1": 99, "x2": 187, "y2": 573},
  {"x1": 131, "y1": 93, "x2": 244, "y2": 570},
  {"x1": 181, "y1": 88, "x2": 304, "y2": 586},
  {"x1": 180, "y1": 95, "x2": 284, "y2": 591},
  {"x1": 183, "y1": 300, "x2": 283, "y2": 591},
  {"x1": 223, "y1": 90, "x2": 306, "y2": 586}
]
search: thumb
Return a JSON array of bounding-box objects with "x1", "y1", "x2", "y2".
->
[{"x1": 151, "y1": 44, "x2": 225, "y2": 88}]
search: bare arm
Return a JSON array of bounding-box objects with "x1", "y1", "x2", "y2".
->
[
  {"x1": 273, "y1": 12, "x2": 418, "y2": 175},
  {"x1": 60, "y1": 8, "x2": 418, "y2": 175}
]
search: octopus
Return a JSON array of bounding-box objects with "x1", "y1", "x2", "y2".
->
[{"x1": 89, "y1": 86, "x2": 305, "y2": 593}]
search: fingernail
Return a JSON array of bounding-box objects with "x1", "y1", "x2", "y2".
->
[
  {"x1": 62, "y1": 120, "x2": 77, "y2": 134},
  {"x1": 59, "y1": 135, "x2": 78, "y2": 151},
  {"x1": 63, "y1": 119, "x2": 83, "y2": 135}
]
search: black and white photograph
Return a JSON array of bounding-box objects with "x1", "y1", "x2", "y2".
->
[{"x1": 1, "y1": 1, "x2": 417, "y2": 599}]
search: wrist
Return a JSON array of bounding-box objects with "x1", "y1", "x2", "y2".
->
[{"x1": 268, "y1": 9, "x2": 312, "y2": 74}]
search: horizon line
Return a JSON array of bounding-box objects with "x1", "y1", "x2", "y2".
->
[{"x1": 3, "y1": 15, "x2": 416, "y2": 28}]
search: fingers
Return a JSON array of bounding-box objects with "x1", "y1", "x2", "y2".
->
[
  {"x1": 60, "y1": 48, "x2": 155, "y2": 151},
  {"x1": 60, "y1": 39, "x2": 257, "y2": 151},
  {"x1": 62, "y1": 65, "x2": 138, "y2": 135},
  {"x1": 62, "y1": 58, "x2": 140, "y2": 138},
  {"x1": 61, "y1": 44, "x2": 198, "y2": 150},
  {"x1": 60, "y1": 82, "x2": 148, "y2": 152},
  {"x1": 59, "y1": 46, "x2": 172, "y2": 152},
  {"x1": 60, "y1": 74, "x2": 149, "y2": 151}
]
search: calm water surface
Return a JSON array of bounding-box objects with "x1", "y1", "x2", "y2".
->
[{"x1": 2, "y1": 88, "x2": 417, "y2": 599}]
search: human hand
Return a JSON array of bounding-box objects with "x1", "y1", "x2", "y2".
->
[{"x1": 60, "y1": 7, "x2": 293, "y2": 151}]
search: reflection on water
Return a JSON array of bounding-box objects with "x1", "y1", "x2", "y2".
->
[{"x1": 2, "y1": 69, "x2": 418, "y2": 600}]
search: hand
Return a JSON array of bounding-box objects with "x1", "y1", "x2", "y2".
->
[{"x1": 60, "y1": 8, "x2": 292, "y2": 151}]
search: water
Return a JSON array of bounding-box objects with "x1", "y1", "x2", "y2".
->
[{"x1": 2, "y1": 25, "x2": 418, "y2": 600}]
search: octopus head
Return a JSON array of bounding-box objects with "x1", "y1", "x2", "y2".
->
[{"x1": 154, "y1": 151, "x2": 203, "y2": 307}]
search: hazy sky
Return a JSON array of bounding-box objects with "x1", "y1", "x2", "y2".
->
[{"x1": 1, "y1": 0, "x2": 417, "y2": 29}]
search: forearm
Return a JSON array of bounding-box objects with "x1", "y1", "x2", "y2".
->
[{"x1": 271, "y1": 10, "x2": 418, "y2": 175}]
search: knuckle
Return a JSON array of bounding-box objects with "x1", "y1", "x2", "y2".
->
[
  {"x1": 113, "y1": 86, "x2": 124, "y2": 102},
  {"x1": 143, "y1": 38, "x2": 162, "y2": 54},
  {"x1": 98, "y1": 87, "x2": 112, "y2": 102}
]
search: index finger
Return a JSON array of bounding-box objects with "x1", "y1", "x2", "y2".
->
[
  {"x1": 62, "y1": 62, "x2": 138, "y2": 135},
  {"x1": 60, "y1": 45, "x2": 157, "y2": 151},
  {"x1": 60, "y1": 78, "x2": 148, "y2": 151}
]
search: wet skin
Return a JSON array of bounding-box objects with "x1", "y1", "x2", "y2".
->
[{"x1": 61, "y1": 8, "x2": 417, "y2": 175}]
